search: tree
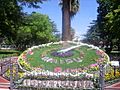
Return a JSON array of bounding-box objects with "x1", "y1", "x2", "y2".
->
[
  {"x1": 60, "y1": 0, "x2": 80, "y2": 41},
  {"x1": 0, "y1": 0, "x2": 47, "y2": 44},
  {"x1": 0, "y1": 0, "x2": 22, "y2": 43},
  {"x1": 18, "y1": 0, "x2": 47, "y2": 8},
  {"x1": 15, "y1": 12, "x2": 57, "y2": 50},
  {"x1": 21, "y1": 0, "x2": 80, "y2": 41},
  {"x1": 97, "y1": 0, "x2": 120, "y2": 51},
  {"x1": 84, "y1": 20, "x2": 100, "y2": 45},
  {"x1": 105, "y1": 0, "x2": 120, "y2": 50}
]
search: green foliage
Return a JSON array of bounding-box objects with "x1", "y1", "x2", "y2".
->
[
  {"x1": 0, "y1": 0, "x2": 22, "y2": 43},
  {"x1": 85, "y1": 0, "x2": 120, "y2": 51},
  {"x1": 0, "y1": 0, "x2": 47, "y2": 44},
  {"x1": 15, "y1": 12, "x2": 58, "y2": 50},
  {"x1": 83, "y1": 20, "x2": 100, "y2": 46},
  {"x1": 18, "y1": 0, "x2": 47, "y2": 8},
  {"x1": 98, "y1": 0, "x2": 120, "y2": 50},
  {"x1": 60, "y1": 0, "x2": 80, "y2": 17}
]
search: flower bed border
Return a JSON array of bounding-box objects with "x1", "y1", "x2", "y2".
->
[{"x1": 17, "y1": 41, "x2": 110, "y2": 79}]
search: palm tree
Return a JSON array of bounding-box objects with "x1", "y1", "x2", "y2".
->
[
  {"x1": 60, "y1": 0, "x2": 80, "y2": 41},
  {"x1": 19, "y1": 0, "x2": 79, "y2": 41}
]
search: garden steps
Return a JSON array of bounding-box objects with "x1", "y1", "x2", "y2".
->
[{"x1": 0, "y1": 76, "x2": 10, "y2": 90}]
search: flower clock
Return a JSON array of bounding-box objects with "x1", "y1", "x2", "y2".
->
[{"x1": 18, "y1": 41, "x2": 110, "y2": 80}]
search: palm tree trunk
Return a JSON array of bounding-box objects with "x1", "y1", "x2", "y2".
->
[{"x1": 62, "y1": 0, "x2": 71, "y2": 41}]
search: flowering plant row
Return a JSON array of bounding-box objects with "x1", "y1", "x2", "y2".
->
[{"x1": 51, "y1": 51, "x2": 73, "y2": 57}]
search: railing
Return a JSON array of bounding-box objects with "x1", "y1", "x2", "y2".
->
[
  {"x1": 0, "y1": 57, "x2": 18, "y2": 90},
  {"x1": 0, "y1": 56, "x2": 114, "y2": 90},
  {"x1": 0, "y1": 44, "x2": 16, "y2": 50}
]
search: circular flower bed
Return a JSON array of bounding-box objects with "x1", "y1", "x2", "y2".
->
[{"x1": 18, "y1": 41, "x2": 110, "y2": 79}]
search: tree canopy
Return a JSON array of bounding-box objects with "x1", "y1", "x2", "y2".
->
[
  {"x1": 15, "y1": 12, "x2": 58, "y2": 49},
  {"x1": 0, "y1": 0, "x2": 47, "y2": 43},
  {"x1": 0, "y1": 0, "x2": 22, "y2": 42},
  {"x1": 85, "y1": 0, "x2": 120, "y2": 51},
  {"x1": 0, "y1": 0, "x2": 60, "y2": 50}
]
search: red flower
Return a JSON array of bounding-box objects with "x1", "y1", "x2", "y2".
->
[
  {"x1": 28, "y1": 50, "x2": 33, "y2": 55},
  {"x1": 54, "y1": 67, "x2": 62, "y2": 73},
  {"x1": 96, "y1": 50, "x2": 104, "y2": 55}
]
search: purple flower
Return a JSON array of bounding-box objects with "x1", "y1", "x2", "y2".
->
[{"x1": 51, "y1": 51, "x2": 73, "y2": 57}]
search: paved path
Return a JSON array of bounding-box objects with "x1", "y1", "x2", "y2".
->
[
  {"x1": 105, "y1": 82, "x2": 120, "y2": 90},
  {"x1": 0, "y1": 76, "x2": 10, "y2": 90}
]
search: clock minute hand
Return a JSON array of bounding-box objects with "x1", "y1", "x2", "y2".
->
[{"x1": 57, "y1": 45, "x2": 81, "y2": 53}]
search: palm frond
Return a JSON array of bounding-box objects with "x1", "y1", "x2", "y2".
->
[
  {"x1": 70, "y1": 0, "x2": 80, "y2": 17},
  {"x1": 59, "y1": 0, "x2": 80, "y2": 17}
]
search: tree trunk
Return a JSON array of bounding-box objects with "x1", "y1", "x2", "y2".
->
[{"x1": 62, "y1": 0, "x2": 71, "y2": 41}]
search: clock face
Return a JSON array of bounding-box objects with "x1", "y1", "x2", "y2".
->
[{"x1": 18, "y1": 41, "x2": 109, "y2": 74}]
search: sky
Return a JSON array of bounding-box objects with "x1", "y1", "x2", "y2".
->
[{"x1": 23, "y1": 0, "x2": 98, "y2": 40}]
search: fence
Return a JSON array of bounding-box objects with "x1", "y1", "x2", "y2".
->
[
  {"x1": 17, "y1": 79, "x2": 94, "y2": 90},
  {"x1": 0, "y1": 44, "x2": 16, "y2": 50},
  {"x1": 0, "y1": 44, "x2": 31, "y2": 50},
  {"x1": 0, "y1": 57, "x2": 112, "y2": 90}
]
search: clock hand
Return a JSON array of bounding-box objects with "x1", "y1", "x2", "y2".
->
[{"x1": 57, "y1": 45, "x2": 81, "y2": 53}]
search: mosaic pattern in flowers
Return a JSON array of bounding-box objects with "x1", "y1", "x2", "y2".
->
[{"x1": 18, "y1": 41, "x2": 109, "y2": 78}]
